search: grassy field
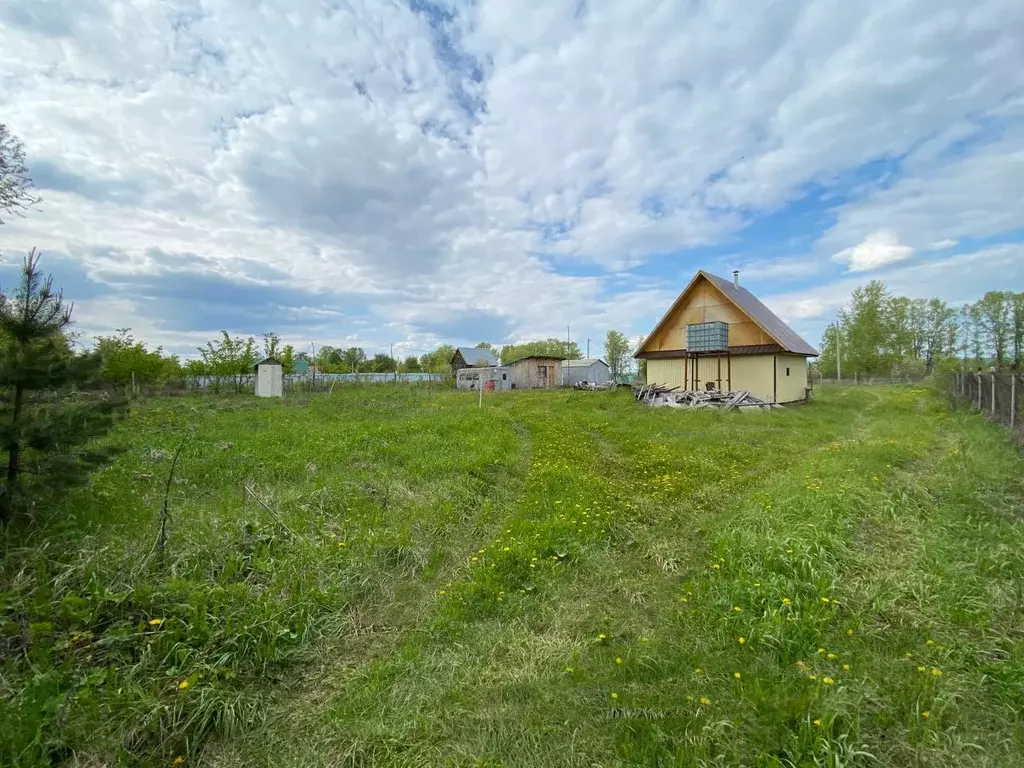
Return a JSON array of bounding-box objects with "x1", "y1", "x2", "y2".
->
[{"x1": 3, "y1": 384, "x2": 1024, "y2": 767}]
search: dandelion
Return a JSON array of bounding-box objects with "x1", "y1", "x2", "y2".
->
[
  {"x1": 738, "y1": 637, "x2": 746, "y2": 644},
  {"x1": 712, "y1": 564, "x2": 721, "y2": 570},
  {"x1": 471, "y1": 556, "x2": 479, "y2": 562},
  {"x1": 842, "y1": 664, "x2": 850, "y2": 671},
  {"x1": 930, "y1": 667, "x2": 942, "y2": 677},
  {"x1": 610, "y1": 692, "x2": 619, "y2": 700},
  {"x1": 786, "y1": 549, "x2": 794, "y2": 554},
  {"x1": 820, "y1": 597, "x2": 830, "y2": 604},
  {"x1": 640, "y1": 636, "x2": 650, "y2": 643},
  {"x1": 686, "y1": 695, "x2": 694, "y2": 702},
  {"x1": 782, "y1": 598, "x2": 791, "y2": 606},
  {"x1": 813, "y1": 719, "x2": 822, "y2": 727},
  {"x1": 753, "y1": 582, "x2": 761, "y2": 588},
  {"x1": 733, "y1": 606, "x2": 742, "y2": 613},
  {"x1": 822, "y1": 677, "x2": 835, "y2": 686},
  {"x1": 337, "y1": 541, "x2": 346, "y2": 547},
  {"x1": 694, "y1": 668, "x2": 703, "y2": 674},
  {"x1": 817, "y1": 648, "x2": 825, "y2": 654},
  {"x1": 148, "y1": 618, "x2": 164, "y2": 627},
  {"x1": 733, "y1": 672, "x2": 741, "y2": 679},
  {"x1": 847, "y1": 629, "x2": 855, "y2": 636},
  {"x1": 926, "y1": 639, "x2": 935, "y2": 646},
  {"x1": 173, "y1": 757, "x2": 185, "y2": 766},
  {"x1": 565, "y1": 666, "x2": 574, "y2": 673},
  {"x1": 921, "y1": 711, "x2": 930, "y2": 719},
  {"x1": 699, "y1": 696, "x2": 711, "y2": 705},
  {"x1": 809, "y1": 675, "x2": 817, "y2": 681},
  {"x1": 438, "y1": 590, "x2": 446, "y2": 596},
  {"x1": 178, "y1": 680, "x2": 190, "y2": 691},
  {"x1": 615, "y1": 657, "x2": 624, "y2": 665},
  {"x1": 679, "y1": 597, "x2": 689, "y2": 603},
  {"x1": 826, "y1": 653, "x2": 838, "y2": 661},
  {"x1": 917, "y1": 666, "x2": 926, "y2": 673},
  {"x1": 598, "y1": 633, "x2": 607, "y2": 641}
]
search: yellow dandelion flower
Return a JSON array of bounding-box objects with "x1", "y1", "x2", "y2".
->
[
  {"x1": 712, "y1": 564, "x2": 721, "y2": 570},
  {"x1": 694, "y1": 667, "x2": 703, "y2": 674},
  {"x1": 173, "y1": 757, "x2": 185, "y2": 766},
  {"x1": 809, "y1": 675, "x2": 817, "y2": 681},
  {"x1": 822, "y1": 677, "x2": 835, "y2": 685},
  {"x1": 178, "y1": 680, "x2": 190, "y2": 690},
  {"x1": 733, "y1": 672, "x2": 741, "y2": 679},
  {"x1": 926, "y1": 639, "x2": 935, "y2": 646},
  {"x1": 148, "y1": 618, "x2": 164, "y2": 627},
  {"x1": 817, "y1": 648, "x2": 825, "y2": 654},
  {"x1": 598, "y1": 633, "x2": 607, "y2": 641},
  {"x1": 917, "y1": 666, "x2": 926, "y2": 672},
  {"x1": 686, "y1": 695, "x2": 694, "y2": 702},
  {"x1": 782, "y1": 598, "x2": 791, "y2": 605},
  {"x1": 820, "y1": 597, "x2": 830, "y2": 604},
  {"x1": 826, "y1": 653, "x2": 838, "y2": 660},
  {"x1": 615, "y1": 657, "x2": 623, "y2": 665},
  {"x1": 738, "y1": 637, "x2": 746, "y2": 644},
  {"x1": 842, "y1": 664, "x2": 850, "y2": 671},
  {"x1": 610, "y1": 692, "x2": 619, "y2": 700},
  {"x1": 847, "y1": 629, "x2": 855, "y2": 636},
  {"x1": 471, "y1": 556, "x2": 479, "y2": 562},
  {"x1": 337, "y1": 541, "x2": 346, "y2": 547},
  {"x1": 699, "y1": 696, "x2": 711, "y2": 705},
  {"x1": 640, "y1": 636, "x2": 650, "y2": 643},
  {"x1": 921, "y1": 711, "x2": 930, "y2": 719},
  {"x1": 930, "y1": 667, "x2": 942, "y2": 677},
  {"x1": 786, "y1": 549, "x2": 794, "y2": 554},
  {"x1": 813, "y1": 719, "x2": 822, "y2": 727},
  {"x1": 753, "y1": 582, "x2": 761, "y2": 588}
]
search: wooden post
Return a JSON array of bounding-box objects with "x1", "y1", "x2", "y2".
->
[
  {"x1": 991, "y1": 373, "x2": 996, "y2": 415},
  {"x1": 684, "y1": 354, "x2": 688, "y2": 390},
  {"x1": 976, "y1": 373, "x2": 982, "y2": 410},
  {"x1": 727, "y1": 354, "x2": 732, "y2": 391},
  {"x1": 1011, "y1": 373, "x2": 1016, "y2": 433},
  {"x1": 717, "y1": 355, "x2": 722, "y2": 391},
  {"x1": 773, "y1": 355, "x2": 778, "y2": 403}
]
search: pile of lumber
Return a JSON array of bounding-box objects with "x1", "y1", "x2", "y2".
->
[
  {"x1": 573, "y1": 381, "x2": 615, "y2": 390},
  {"x1": 633, "y1": 384, "x2": 778, "y2": 410}
]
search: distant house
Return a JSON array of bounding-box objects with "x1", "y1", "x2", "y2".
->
[
  {"x1": 634, "y1": 270, "x2": 818, "y2": 404},
  {"x1": 451, "y1": 346, "x2": 499, "y2": 376},
  {"x1": 507, "y1": 355, "x2": 565, "y2": 389},
  {"x1": 455, "y1": 366, "x2": 512, "y2": 390},
  {"x1": 562, "y1": 358, "x2": 611, "y2": 386}
]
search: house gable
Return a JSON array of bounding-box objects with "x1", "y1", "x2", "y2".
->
[{"x1": 639, "y1": 273, "x2": 777, "y2": 354}]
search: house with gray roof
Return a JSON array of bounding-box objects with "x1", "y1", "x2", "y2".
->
[{"x1": 450, "y1": 346, "x2": 499, "y2": 376}]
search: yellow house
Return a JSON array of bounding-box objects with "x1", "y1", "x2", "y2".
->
[{"x1": 635, "y1": 270, "x2": 818, "y2": 404}]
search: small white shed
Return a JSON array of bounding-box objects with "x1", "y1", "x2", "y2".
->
[{"x1": 254, "y1": 357, "x2": 283, "y2": 398}]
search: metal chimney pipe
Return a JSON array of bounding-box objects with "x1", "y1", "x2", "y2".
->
[{"x1": 732, "y1": 270, "x2": 740, "y2": 289}]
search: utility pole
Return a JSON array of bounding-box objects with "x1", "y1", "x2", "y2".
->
[{"x1": 587, "y1": 338, "x2": 590, "y2": 358}]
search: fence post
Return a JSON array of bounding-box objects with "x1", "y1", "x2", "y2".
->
[
  {"x1": 991, "y1": 373, "x2": 997, "y2": 416},
  {"x1": 1012, "y1": 374, "x2": 1017, "y2": 433}
]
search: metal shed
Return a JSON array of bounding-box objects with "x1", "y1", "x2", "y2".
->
[
  {"x1": 254, "y1": 357, "x2": 283, "y2": 398},
  {"x1": 455, "y1": 366, "x2": 512, "y2": 390},
  {"x1": 562, "y1": 358, "x2": 611, "y2": 386}
]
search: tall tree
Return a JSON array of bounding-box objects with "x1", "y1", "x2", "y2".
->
[
  {"x1": 604, "y1": 330, "x2": 630, "y2": 382},
  {"x1": 262, "y1": 332, "x2": 282, "y2": 360},
  {"x1": 500, "y1": 338, "x2": 582, "y2": 364},
  {"x1": 1012, "y1": 293, "x2": 1024, "y2": 370},
  {"x1": 341, "y1": 346, "x2": 366, "y2": 372},
  {"x1": 0, "y1": 251, "x2": 127, "y2": 523},
  {"x1": 280, "y1": 344, "x2": 296, "y2": 374},
  {"x1": 403, "y1": 355, "x2": 421, "y2": 372},
  {"x1": 0, "y1": 124, "x2": 41, "y2": 223},
  {"x1": 976, "y1": 291, "x2": 1013, "y2": 367},
  {"x1": 95, "y1": 328, "x2": 180, "y2": 386},
  {"x1": 420, "y1": 344, "x2": 455, "y2": 373}
]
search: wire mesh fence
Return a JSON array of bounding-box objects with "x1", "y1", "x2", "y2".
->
[{"x1": 948, "y1": 371, "x2": 1023, "y2": 444}]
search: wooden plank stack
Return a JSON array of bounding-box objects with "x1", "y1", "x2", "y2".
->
[{"x1": 633, "y1": 384, "x2": 778, "y2": 410}]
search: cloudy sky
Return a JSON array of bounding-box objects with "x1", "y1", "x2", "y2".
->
[{"x1": 1, "y1": 0, "x2": 1023, "y2": 360}]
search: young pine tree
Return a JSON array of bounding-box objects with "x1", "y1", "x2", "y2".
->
[{"x1": 0, "y1": 250, "x2": 127, "y2": 523}]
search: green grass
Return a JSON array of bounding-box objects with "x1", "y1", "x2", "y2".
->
[{"x1": 3, "y1": 385, "x2": 1024, "y2": 766}]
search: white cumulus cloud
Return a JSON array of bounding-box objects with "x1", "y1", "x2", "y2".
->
[{"x1": 831, "y1": 230, "x2": 916, "y2": 272}]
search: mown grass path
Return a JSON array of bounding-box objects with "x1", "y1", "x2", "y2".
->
[{"x1": 4, "y1": 386, "x2": 1023, "y2": 767}]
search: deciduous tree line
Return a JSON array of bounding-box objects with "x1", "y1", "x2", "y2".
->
[{"x1": 817, "y1": 280, "x2": 1024, "y2": 378}]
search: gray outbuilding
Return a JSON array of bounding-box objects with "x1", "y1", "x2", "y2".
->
[{"x1": 562, "y1": 358, "x2": 611, "y2": 386}]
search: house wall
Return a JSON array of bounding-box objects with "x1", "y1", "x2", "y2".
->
[
  {"x1": 456, "y1": 366, "x2": 513, "y2": 390},
  {"x1": 775, "y1": 355, "x2": 809, "y2": 403},
  {"x1": 255, "y1": 363, "x2": 283, "y2": 397},
  {"x1": 646, "y1": 354, "x2": 782, "y2": 403},
  {"x1": 646, "y1": 276, "x2": 775, "y2": 352}
]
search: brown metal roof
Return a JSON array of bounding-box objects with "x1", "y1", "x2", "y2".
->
[
  {"x1": 701, "y1": 272, "x2": 818, "y2": 356},
  {"x1": 637, "y1": 344, "x2": 786, "y2": 359},
  {"x1": 636, "y1": 270, "x2": 818, "y2": 358}
]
